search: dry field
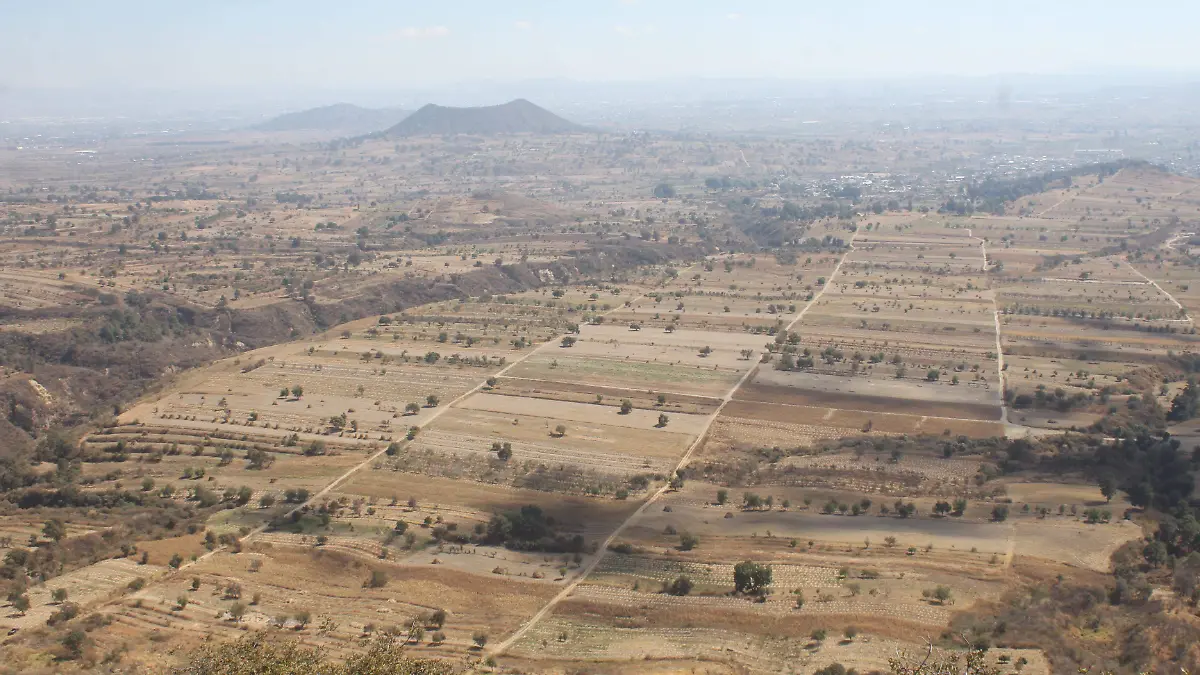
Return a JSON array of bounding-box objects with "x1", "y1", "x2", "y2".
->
[{"x1": 4, "y1": 128, "x2": 1195, "y2": 675}]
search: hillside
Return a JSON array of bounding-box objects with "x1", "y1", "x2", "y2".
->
[
  {"x1": 253, "y1": 103, "x2": 410, "y2": 134},
  {"x1": 385, "y1": 99, "x2": 583, "y2": 136}
]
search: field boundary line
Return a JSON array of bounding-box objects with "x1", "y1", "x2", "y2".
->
[
  {"x1": 181, "y1": 286, "x2": 657, "y2": 570},
  {"x1": 1125, "y1": 258, "x2": 1194, "y2": 324},
  {"x1": 965, "y1": 228, "x2": 1008, "y2": 425},
  {"x1": 489, "y1": 232, "x2": 859, "y2": 657},
  {"x1": 723, "y1": 397, "x2": 1000, "y2": 425}
]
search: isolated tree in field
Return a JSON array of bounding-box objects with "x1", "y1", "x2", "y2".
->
[
  {"x1": 52, "y1": 588, "x2": 69, "y2": 604},
  {"x1": 619, "y1": 400, "x2": 634, "y2": 414},
  {"x1": 279, "y1": 388, "x2": 289, "y2": 398},
  {"x1": 472, "y1": 632, "x2": 489, "y2": 648},
  {"x1": 246, "y1": 448, "x2": 274, "y2": 470},
  {"x1": 560, "y1": 336, "x2": 576, "y2": 348},
  {"x1": 425, "y1": 395, "x2": 439, "y2": 407},
  {"x1": 667, "y1": 575, "x2": 693, "y2": 596},
  {"x1": 1100, "y1": 476, "x2": 1117, "y2": 503},
  {"x1": 405, "y1": 402, "x2": 421, "y2": 415},
  {"x1": 553, "y1": 424, "x2": 567, "y2": 437},
  {"x1": 229, "y1": 602, "x2": 247, "y2": 622},
  {"x1": 933, "y1": 501, "x2": 952, "y2": 516},
  {"x1": 291, "y1": 385, "x2": 303, "y2": 399},
  {"x1": 991, "y1": 505, "x2": 1009, "y2": 522},
  {"x1": 497, "y1": 442, "x2": 512, "y2": 461},
  {"x1": 843, "y1": 626, "x2": 859, "y2": 642},
  {"x1": 12, "y1": 594, "x2": 30, "y2": 615},
  {"x1": 43, "y1": 519, "x2": 67, "y2": 542},
  {"x1": 733, "y1": 560, "x2": 773, "y2": 595},
  {"x1": 716, "y1": 489, "x2": 728, "y2": 505},
  {"x1": 61, "y1": 629, "x2": 87, "y2": 659},
  {"x1": 679, "y1": 532, "x2": 699, "y2": 551},
  {"x1": 428, "y1": 608, "x2": 447, "y2": 628},
  {"x1": 657, "y1": 413, "x2": 669, "y2": 428}
]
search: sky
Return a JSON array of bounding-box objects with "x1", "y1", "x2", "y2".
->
[{"x1": 4, "y1": 0, "x2": 1200, "y2": 90}]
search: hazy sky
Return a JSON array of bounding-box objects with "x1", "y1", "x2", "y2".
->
[{"x1": 5, "y1": 0, "x2": 1199, "y2": 89}]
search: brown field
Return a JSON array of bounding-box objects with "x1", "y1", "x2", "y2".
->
[{"x1": 3, "y1": 116, "x2": 1195, "y2": 674}]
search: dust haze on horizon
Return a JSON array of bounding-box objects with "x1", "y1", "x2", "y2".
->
[{"x1": 4, "y1": 0, "x2": 1200, "y2": 121}]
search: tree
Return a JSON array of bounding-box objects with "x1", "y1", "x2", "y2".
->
[
  {"x1": 52, "y1": 588, "x2": 68, "y2": 604},
  {"x1": 653, "y1": 183, "x2": 676, "y2": 199},
  {"x1": 553, "y1": 424, "x2": 567, "y2": 437},
  {"x1": 733, "y1": 560, "x2": 773, "y2": 595},
  {"x1": 933, "y1": 501, "x2": 952, "y2": 516},
  {"x1": 497, "y1": 443, "x2": 512, "y2": 461},
  {"x1": 405, "y1": 402, "x2": 421, "y2": 415},
  {"x1": 61, "y1": 629, "x2": 87, "y2": 659},
  {"x1": 43, "y1": 518, "x2": 67, "y2": 542},
  {"x1": 716, "y1": 489, "x2": 728, "y2": 505},
  {"x1": 931, "y1": 585, "x2": 953, "y2": 605},
  {"x1": 291, "y1": 385, "x2": 303, "y2": 399},
  {"x1": 1168, "y1": 379, "x2": 1200, "y2": 422},
  {"x1": 843, "y1": 626, "x2": 859, "y2": 642},
  {"x1": 12, "y1": 594, "x2": 30, "y2": 615},
  {"x1": 429, "y1": 608, "x2": 447, "y2": 628},
  {"x1": 560, "y1": 336, "x2": 576, "y2": 348},
  {"x1": 472, "y1": 632, "x2": 489, "y2": 649},
  {"x1": 657, "y1": 413, "x2": 669, "y2": 428},
  {"x1": 619, "y1": 399, "x2": 634, "y2": 414},
  {"x1": 1100, "y1": 476, "x2": 1117, "y2": 503},
  {"x1": 246, "y1": 448, "x2": 274, "y2": 470},
  {"x1": 229, "y1": 602, "x2": 247, "y2": 622},
  {"x1": 990, "y1": 505, "x2": 1009, "y2": 522},
  {"x1": 667, "y1": 575, "x2": 693, "y2": 596},
  {"x1": 367, "y1": 569, "x2": 389, "y2": 588},
  {"x1": 679, "y1": 532, "x2": 699, "y2": 551},
  {"x1": 425, "y1": 395, "x2": 439, "y2": 407}
]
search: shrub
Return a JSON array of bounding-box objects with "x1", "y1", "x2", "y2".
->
[{"x1": 666, "y1": 575, "x2": 693, "y2": 596}]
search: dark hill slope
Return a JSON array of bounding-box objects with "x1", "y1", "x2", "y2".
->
[
  {"x1": 253, "y1": 104, "x2": 410, "y2": 134},
  {"x1": 385, "y1": 99, "x2": 582, "y2": 136}
]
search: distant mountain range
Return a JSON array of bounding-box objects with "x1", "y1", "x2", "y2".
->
[
  {"x1": 252, "y1": 103, "x2": 411, "y2": 134},
  {"x1": 383, "y1": 99, "x2": 583, "y2": 136}
]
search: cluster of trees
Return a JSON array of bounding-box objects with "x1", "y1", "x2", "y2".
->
[
  {"x1": 484, "y1": 505, "x2": 585, "y2": 553},
  {"x1": 942, "y1": 160, "x2": 1143, "y2": 215},
  {"x1": 173, "y1": 634, "x2": 452, "y2": 674}
]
